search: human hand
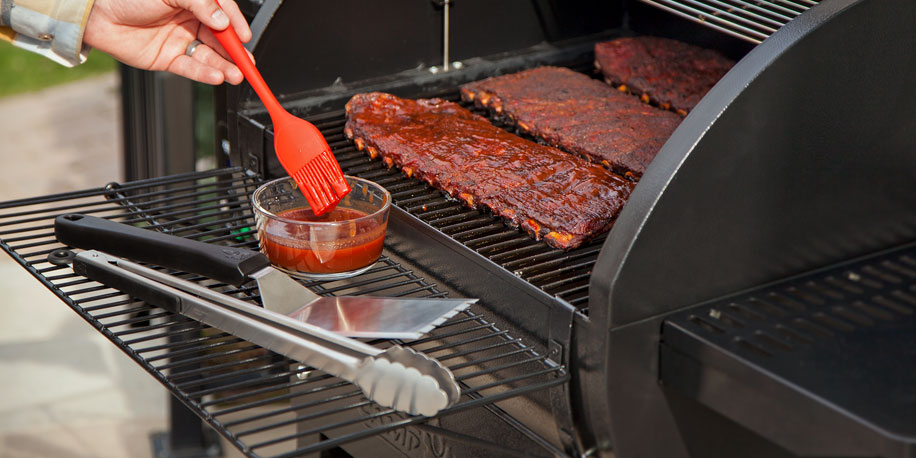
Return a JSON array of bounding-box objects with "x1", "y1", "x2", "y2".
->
[{"x1": 83, "y1": 0, "x2": 252, "y2": 85}]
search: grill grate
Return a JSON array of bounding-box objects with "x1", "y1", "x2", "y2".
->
[
  {"x1": 308, "y1": 91, "x2": 605, "y2": 314},
  {"x1": 638, "y1": 0, "x2": 820, "y2": 44},
  {"x1": 673, "y1": 248, "x2": 916, "y2": 356},
  {"x1": 0, "y1": 168, "x2": 567, "y2": 458},
  {"x1": 662, "y1": 244, "x2": 916, "y2": 443}
]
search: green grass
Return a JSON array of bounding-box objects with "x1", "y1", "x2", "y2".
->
[{"x1": 0, "y1": 41, "x2": 118, "y2": 98}]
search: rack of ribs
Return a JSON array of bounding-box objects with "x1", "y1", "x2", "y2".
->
[
  {"x1": 460, "y1": 66, "x2": 681, "y2": 180},
  {"x1": 594, "y1": 36, "x2": 735, "y2": 115},
  {"x1": 344, "y1": 92, "x2": 635, "y2": 250}
]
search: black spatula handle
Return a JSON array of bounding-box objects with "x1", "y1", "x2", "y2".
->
[{"x1": 54, "y1": 214, "x2": 270, "y2": 286}]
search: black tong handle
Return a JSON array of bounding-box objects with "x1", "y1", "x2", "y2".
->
[
  {"x1": 72, "y1": 252, "x2": 182, "y2": 314},
  {"x1": 55, "y1": 214, "x2": 270, "y2": 286}
]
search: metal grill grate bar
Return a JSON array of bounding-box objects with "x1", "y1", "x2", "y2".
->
[
  {"x1": 153, "y1": 343, "x2": 264, "y2": 368},
  {"x1": 638, "y1": 0, "x2": 819, "y2": 44},
  {"x1": 136, "y1": 334, "x2": 243, "y2": 356}
]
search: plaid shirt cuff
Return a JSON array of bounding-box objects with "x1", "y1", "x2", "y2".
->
[{"x1": 0, "y1": 0, "x2": 95, "y2": 67}]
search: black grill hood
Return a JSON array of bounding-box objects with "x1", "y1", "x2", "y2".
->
[{"x1": 586, "y1": 1, "x2": 916, "y2": 456}]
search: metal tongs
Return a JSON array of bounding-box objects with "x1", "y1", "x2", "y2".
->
[{"x1": 70, "y1": 249, "x2": 461, "y2": 417}]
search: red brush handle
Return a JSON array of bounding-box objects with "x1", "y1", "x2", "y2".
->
[{"x1": 210, "y1": 25, "x2": 285, "y2": 119}]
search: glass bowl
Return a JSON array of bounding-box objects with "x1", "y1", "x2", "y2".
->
[{"x1": 251, "y1": 176, "x2": 391, "y2": 280}]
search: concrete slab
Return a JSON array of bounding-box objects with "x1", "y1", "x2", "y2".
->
[{"x1": 0, "y1": 72, "x2": 123, "y2": 201}]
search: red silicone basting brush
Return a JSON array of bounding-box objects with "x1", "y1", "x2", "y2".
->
[{"x1": 211, "y1": 25, "x2": 349, "y2": 215}]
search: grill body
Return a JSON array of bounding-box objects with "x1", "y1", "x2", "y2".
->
[
  {"x1": 588, "y1": 0, "x2": 916, "y2": 456},
  {"x1": 216, "y1": 0, "x2": 916, "y2": 456}
]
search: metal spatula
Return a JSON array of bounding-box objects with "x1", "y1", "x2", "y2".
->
[{"x1": 54, "y1": 214, "x2": 476, "y2": 339}]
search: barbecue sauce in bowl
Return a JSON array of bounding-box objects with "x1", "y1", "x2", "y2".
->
[
  {"x1": 260, "y1": 207, "x2": 386, "y2": 275},
  {"x1": 252, "y1": 175, "x2": 391, "y2": 280}
]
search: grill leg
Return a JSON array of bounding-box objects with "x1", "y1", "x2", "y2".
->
[
  {"x1": 151, "y1": 396, "x2": 223, "y2": 458},
  {"x1": 150, "y1": 318, "x2": 224, "y2": 458}
]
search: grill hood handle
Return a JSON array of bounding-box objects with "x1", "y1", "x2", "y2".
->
[{"x1": 54, "y1": 214, "x2": 269, "y2": 286}]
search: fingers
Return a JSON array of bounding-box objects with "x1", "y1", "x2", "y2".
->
[
  {"x1": 168, "y1": 54, "x2": 226, "y2": 85},
  {"x1": 174, "y1": 0, "x2": 251, "y2": 42},
  {"x1": 192, "y1": 42, "x2": 244, "y2": 84},
  {"x1": 217, "y1": 0, "x2": 252, "y2": 42},
  {"x1": 172, "y1": 3, "x2": 255, "y2": 88},
  {"x1": 199, "y1": 27, "x2": 255, "y2": 67},
  {"x1": 168, "y1": 41, "x2": 245, "y2": 86},
  {"x1": 172, "y1": 0, "x2": 228, "y2": 29},
  {"x1": 197, "y1": 26, "x2": 251, "y2": 86}
]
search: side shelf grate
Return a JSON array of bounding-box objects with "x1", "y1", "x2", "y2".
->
[{"x1": 0, "y1": 168, "x2": 568, "y2": 458}]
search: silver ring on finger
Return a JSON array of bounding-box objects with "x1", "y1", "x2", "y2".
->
[{"x1": 185, "y1": 39, "x2": 202, "y2": 57}]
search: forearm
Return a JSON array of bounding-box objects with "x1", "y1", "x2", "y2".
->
[{"x1": 0, "y1": 0, "x2": 95, "y2": 66}]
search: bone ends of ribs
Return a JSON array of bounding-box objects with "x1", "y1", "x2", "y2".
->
[{"x1": 344, "y1": 92, "x2": 635, "y2": 250}]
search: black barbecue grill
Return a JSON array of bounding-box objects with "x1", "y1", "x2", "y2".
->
[{"x1": 3, "y1": 0, "x2": 916, "y2": 457}]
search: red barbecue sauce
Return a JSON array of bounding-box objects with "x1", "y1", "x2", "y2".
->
[{"x1": 261, "y1": 207, "x2": 385, "y2": 274}]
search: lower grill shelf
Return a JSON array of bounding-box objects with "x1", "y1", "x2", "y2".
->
[
  {"x1": 660, "y1": 244, "x2": 916, "y2": 458},
  {"x1": 0, "y1": 168, "x2": 568, "y2": 458}
]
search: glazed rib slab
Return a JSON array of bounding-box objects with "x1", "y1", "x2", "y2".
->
[
  {"x1": 344, "y1": 92, "x2": 635, "y2": 250},
  {"x1": 594, "y1": 36, "x2": 735, "y2": 114},
  {"x1": 460, "y1": 66, "x2": 681, "y2": 179}
]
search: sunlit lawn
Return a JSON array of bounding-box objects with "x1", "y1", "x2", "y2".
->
[{"x1": 0, "y1": 41, "x2": 117, "y2": 98}]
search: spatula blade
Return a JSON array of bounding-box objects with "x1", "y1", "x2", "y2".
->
[
  {"x1": 287, "y1": 297, "x2": 477, "y2": 339},
  {"x1": 249, "y1": 266, "x2": 321, "y2": 316}
]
